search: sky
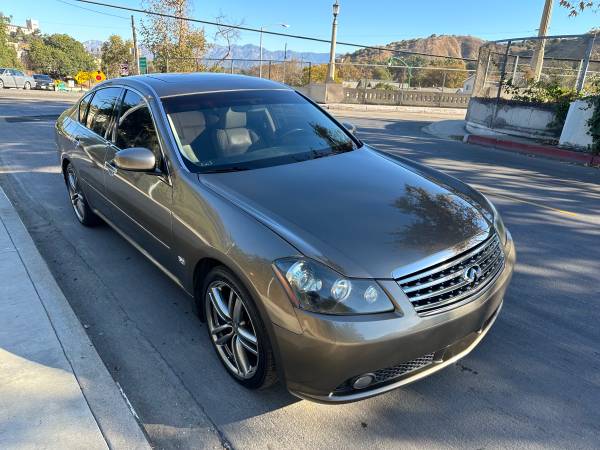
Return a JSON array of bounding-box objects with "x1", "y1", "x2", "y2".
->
[{"x1": 4, "y1": 0, "x2": 599, "y2": 54}]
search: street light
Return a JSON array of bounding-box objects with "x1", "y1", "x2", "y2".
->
[
  {"x1": 327, "y1": 0, "x2": 340, "y2": 82},
  {"x1": 259, "y1": 23, "x2": 289, "y2": 78}
]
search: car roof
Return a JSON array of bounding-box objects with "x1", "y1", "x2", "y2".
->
[{"x1": 107, "y1": 72, "x2": 291, "y2": 98}]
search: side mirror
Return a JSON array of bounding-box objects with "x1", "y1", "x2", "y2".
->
[
  {"x1": 342, "y1": 121, "x2": 357, "y2": 135},
  {"x1": 113, "y1": 147, "x2": 156, "y2": 172}
]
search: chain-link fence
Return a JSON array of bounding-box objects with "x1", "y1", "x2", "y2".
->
[
  {"x1": 143, "y1": 57, "x2": 476, "y2": 93},
  {"x1": 472, "y1": 33, "x2": 600, "y2": 100},
  {"x1": 146, "y1": 57, "x2": 314, "y2": 87}
]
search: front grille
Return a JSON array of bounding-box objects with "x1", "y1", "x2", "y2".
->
[
  {"x1": 397, "y1": 234, "x2": 504, "y2": 316},
  {"x1": 372, "y1": 353, "x2": 435, "y2": 384}
]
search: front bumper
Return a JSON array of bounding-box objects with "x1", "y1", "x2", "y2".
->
[{"x1": 274, "y1": 232, "x2": 515, "y2": 403}]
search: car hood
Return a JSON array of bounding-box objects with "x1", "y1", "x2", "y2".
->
[{"x1": 199, "y1": 147, "x2": 492, "y2": 279}]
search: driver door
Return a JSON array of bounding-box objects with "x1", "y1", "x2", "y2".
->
[{"x1": 103, "y1": 89, "x2": 174, "y2": 272}]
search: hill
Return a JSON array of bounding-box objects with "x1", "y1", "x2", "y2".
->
[{"x1": 344, "y1": 34, "x2": 486, "y2": 62}]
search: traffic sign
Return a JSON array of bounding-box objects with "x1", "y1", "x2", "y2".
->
[
  {"x1": 93, "y1": 70, "x2": 106, "y2": 82},
  {"x1": 120, "y1": 63, "x2": 129, "y2": 76},
  {"x1": 74, "y1": 71, "x2": 89, "y2": 85},
  {"x1": 139, "y1": 57, "x2": 147, "y2": 75}
]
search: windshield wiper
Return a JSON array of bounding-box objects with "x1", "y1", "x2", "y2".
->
[{"x1": 201, "y1": 166, "x2": 250, "y2": 173}]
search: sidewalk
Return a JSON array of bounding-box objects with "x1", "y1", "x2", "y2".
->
[
  {"x1": 0, "y1": 188, "x2": 150, "y2": 449},
  {"x1": 423, "y1": 119, "x2": 600, "y2": 167}
]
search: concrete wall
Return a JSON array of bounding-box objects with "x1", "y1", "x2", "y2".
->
[
  {"x1": 296, "y1": 83, "x2": 344, "y2": 103},
  {"x1": 466, "y1": 97, "x2": 558, "y2": 139},
  {"x1": 343, "y1": 88, "x2": 470, "y2": 108},
  {"x1": 297, "y1": 84, "x2": 470, "y2": 108},
  {"x1": 559, "y1": 100, "x2": 593, "y2": 150}
]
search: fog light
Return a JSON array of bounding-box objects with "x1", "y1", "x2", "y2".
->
[{"x1": 352, "y1": 373, "x2": 375, "y2": 390}]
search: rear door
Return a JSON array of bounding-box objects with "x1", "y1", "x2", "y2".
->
[
  {"x1": 103, "y1": 89, "x2": 174, "y2": 270},
  {"x1": 72, "y1": 87, "x2": 123, "y2": 215},
  {"x1": 2, "y1": 69, "x2": 17, "y2": 88}
]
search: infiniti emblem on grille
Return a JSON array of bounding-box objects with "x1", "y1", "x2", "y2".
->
[{"x1": 463, "y1": 264, "x2": 483, "y2": 283}]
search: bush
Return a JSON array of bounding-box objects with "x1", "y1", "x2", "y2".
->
[{"x1": 503, "y1": 79, "x2": 582, "y2": 131}]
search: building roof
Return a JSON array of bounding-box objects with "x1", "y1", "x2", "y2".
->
[{"x1": 119, "y1": 73, "x2": 290, "y2": 98}]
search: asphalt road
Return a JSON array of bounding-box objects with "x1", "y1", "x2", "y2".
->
[{"x1": 1, "y1": 93, "x2": 599, "y2": 450}]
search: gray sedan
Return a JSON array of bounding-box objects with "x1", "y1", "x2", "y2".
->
[
  {"x1": 0, "y1": 68, "x2": 36, "y2": 89},
  {"x1": 54, "y1": 73, "x2": 515, "y2": 403}
]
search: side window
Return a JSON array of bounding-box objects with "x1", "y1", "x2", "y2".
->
[
  {"x1": 14, "y1": 70, "x2": 24, "y2": 76},
  {"x1": 78, "y1": 92, "x2": 94, "y2": 124},
  {"x1": 115, "y1": 90, "x2": 160, "y2": 158},
  {"x1": 86, "y1": 87, "x2": 122, "y2": 138}
]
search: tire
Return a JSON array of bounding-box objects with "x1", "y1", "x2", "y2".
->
[
  {"x1": 0, "y1": 80, "x2": 4, "y2": 89},
  {"x1": 202, "y1": 266, "x2": 277, "y2": 390},
  {"x1": 24, "y1": 81, "x2": 31, "y2": 90},
  {"x1": 64, "y1": 163, "x2": 101, "y2": 226}
]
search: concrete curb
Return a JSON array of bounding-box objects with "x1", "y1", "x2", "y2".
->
[
  {"x1": 466, "y1": 134, "x2": 600, "y2": 167},
  {"x1": 0, "y1": 188, "x2": 151, "y2": 450}
]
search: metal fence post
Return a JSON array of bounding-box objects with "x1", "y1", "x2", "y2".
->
[
  {"x1": 308, "y1": 62, "x2": 312, "y2": 85},
  {"x1": 230, "y1": 58, "x2": 234, "y2": 74},
  {"x1": 491, "y1": 40, "x2": 512, "y2": 129},
  {"x1": 283, "y1": 60, "x2": 286, "y2": 84},
  {"x1": 511, "y1": 55, "x2": 519, "y2": 82},
  {"x1": 441, "y1": 71, "x2": 446, "y2": 93},
  {"x1": 576, "y1": 34, "x2": 596, "y2": 92}
]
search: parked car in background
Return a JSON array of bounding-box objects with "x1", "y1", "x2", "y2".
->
[
  {"x1": 33, "y1": 74, "x2": 55, "y2": 90},
  {"x1": 55, "y1": 73, "x2": 515, "y2": 403},
  {"x1": 0, "y1": 68, "x2": 36, "y2": 90}
]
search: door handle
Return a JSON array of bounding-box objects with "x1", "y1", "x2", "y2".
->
[{"x1": 104, "y1": 161, "x2": 117, "y2": 176}]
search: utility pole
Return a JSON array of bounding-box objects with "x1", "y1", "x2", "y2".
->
[
  {"x1": 259, "y1": 26, "x2": 265, "y2": 78},
  {"x1": 531, "y1": 0, "x2": 553, "y2": 81},
  {"x1": 131, "y1": 15, "x2": 140, "y2": 75},
  {"x1": 326, "y1": 0, "x2": 340, "y2": 82}
]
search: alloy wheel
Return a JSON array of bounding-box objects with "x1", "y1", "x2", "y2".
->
[
  {"x1": 66, "y1": 166, "x2": 86, "y2": 222},
  {"x1": 206, "y1": 280, "x2": 260, "y2": 379}
]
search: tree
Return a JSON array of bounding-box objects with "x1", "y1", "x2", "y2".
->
[
  {"x1": 0, "y1": 13, "x2": 20, "y2": 67},
  {"x1": 140, "y1": 0, "x2": 206, "y2": 72},
  {"x1": 559, "y1": 1, "x2": 596, "y2": 16},
  {"x1": 28, "y1": 34, "x2": 95, "y2": 78},
  {"x1": 101, "y1": 35, "x2": 133, "y2": 78}
]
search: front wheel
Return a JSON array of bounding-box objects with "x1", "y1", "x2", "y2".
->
[
  {"x1": 0, "y1": 80, "x2": 4, "y2": 89},
  {"x1": 65, "y1": 163, "x2": 101, "y2": 226},
  {"x1": 203, "y1": 266, "x2": 277, "y2": 389},
  {"x1": 23, "y1": 81, "x2": 31, "y2": 90}
]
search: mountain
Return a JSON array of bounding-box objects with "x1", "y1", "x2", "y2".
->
[
  {"x1": 205, "y1": 44, "x2": 331, "y2": 67},
  {"x1": 344, "y1": 35, "x2": 486, "y2": 62},
  {"x1": 83, "y1": 40, "x2": 103, "y2": 57}
]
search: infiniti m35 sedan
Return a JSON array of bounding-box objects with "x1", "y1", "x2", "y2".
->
[{"x1": 55, "y1": 73, "x2": 515, "y2": 403}]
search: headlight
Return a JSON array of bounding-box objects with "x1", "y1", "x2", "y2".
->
[
  {"x1": 483, "y1": 195, "x2": 507, "y2": 245},
  {"x1": 274, "y1": 258, "x2": 395, "y2": 315}
]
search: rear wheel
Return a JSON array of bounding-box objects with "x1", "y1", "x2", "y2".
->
[
  {"x1": 0, "y1": 80, "x2": 4, "y2": 89},
  {"x1": 203, "y1": 266, "x2": 277, "y2": 389},
  {"x1": 65, "y1": 163, "x2": 101, "y2": 226}
]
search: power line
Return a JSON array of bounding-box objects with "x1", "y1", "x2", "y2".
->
[{"x1": 71, "y1": 0, "x2": 476, "y2": 62}]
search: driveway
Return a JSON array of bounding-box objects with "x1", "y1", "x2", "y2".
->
[{"x1": 0, "y1": 95, "x2": 599, "y2": 449}]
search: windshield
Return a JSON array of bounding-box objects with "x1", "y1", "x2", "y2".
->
[
  {"x1": 34, "y1": 75, "x2": 51, "y2": 80},
  {"x1": 162, "y1": 89, "x2": 358, "y2": 173}
]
